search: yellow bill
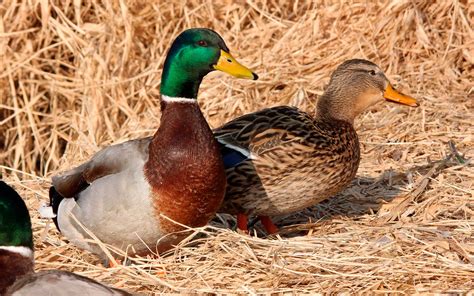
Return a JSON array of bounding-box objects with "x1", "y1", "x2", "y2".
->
[
  {"x1": 214, "y1": 50, "x2": 258, "y2": 80},
  {"x1": 383, "y1": 84, "x2": 418, "y2": 107}
]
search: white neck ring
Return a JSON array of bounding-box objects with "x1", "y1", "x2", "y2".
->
[
  {"x1": 161, "y1": 95, "x2": 196, "y2": 103},
  {"x1": 0, "y1": 246, "x2": 34, "y2": 259}
]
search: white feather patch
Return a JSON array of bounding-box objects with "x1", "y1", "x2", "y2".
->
[
  {"x1": 0, "y1": 246, "x2": 34, "y2": 259},
  {"x1": 38, "y1": 203, "x2": 56, "y2": 218},
  {"x1": 217, "y1": 138, "x2": 255, "y2": 160},
  {"x1": 161, "y1": 95, "x2": 196, "y2": 103}
]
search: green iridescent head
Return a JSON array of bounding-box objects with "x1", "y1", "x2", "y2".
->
[
  {"x1": 0, "y1": 181, "x2": 33, "y2": 249},
  {"x1": 160, "y1": 28, "x2": 258, "y2": 98}
]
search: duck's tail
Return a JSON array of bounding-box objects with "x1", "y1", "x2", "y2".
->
[{"x1": 48, "y1": 186, "x2": 64, "y2": 231}]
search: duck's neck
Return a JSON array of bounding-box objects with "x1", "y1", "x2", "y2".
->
[
  {"x1": 0, "y1": 246, "x2": 34, "y2": 295},
  {"x1": 315, "y1": 94, "x2": 354, "y2": 125},
  {"x1": 145, "y1": 96, "x2": 217, "y2": 177},
  {"x1": 315, "y1": 77, "x2": 375, "y2": 126}
]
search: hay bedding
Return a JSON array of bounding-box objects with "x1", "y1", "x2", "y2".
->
[{"x1": 0, "y1": 0, "x2": 473, "y2": 294}]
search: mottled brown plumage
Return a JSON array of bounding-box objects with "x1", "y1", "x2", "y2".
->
[
  {"x1": 217, "y1": 106, "x2": 360, "y2": 217},
  {"x1": 216, "y1": 59, "x2": 418, "y2": 233}
]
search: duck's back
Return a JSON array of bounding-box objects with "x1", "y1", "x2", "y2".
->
[{"x1": 216, "y1": 106, "x2": 360, "y2": 216}]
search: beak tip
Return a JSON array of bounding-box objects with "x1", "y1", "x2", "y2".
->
[{"x1": 252, "y1": 72, "x2": 259, "y2": 80}]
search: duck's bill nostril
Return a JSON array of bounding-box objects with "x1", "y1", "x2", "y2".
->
[{"x1": 213, "y1": 50, "x2": 258, "y2": 80}]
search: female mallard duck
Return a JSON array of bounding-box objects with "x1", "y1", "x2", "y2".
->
[
  {"x1": 45, "y1": 28, "x2": 258, "y2": 262},
  {"x1": 215, "y1": 59, "x2": 418, "y2": 234},
  {"x1": 0, "y1": 181, "x2": 133, "y2": 295}
]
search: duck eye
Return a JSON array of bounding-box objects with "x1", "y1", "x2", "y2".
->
[
  {"x1": 197, "y1": 40, "x2": 208, "y2": 47},
  {"x1": 369, "y1": 70, "x2": 376, "y2": 76}
]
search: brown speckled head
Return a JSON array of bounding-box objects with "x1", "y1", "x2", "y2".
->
[{"x1": 316, "y1": 59, "x2": 418, "y2": 123}]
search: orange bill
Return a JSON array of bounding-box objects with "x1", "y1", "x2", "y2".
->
[{"x1": 383, "y1": 84, "x2": 418, "y2": 107}]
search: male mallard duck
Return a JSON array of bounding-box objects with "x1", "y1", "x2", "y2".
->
[
  {"x1": 215, "y1": 59, "x2": 418, "y2": 234},
  {"x1": 0, "y1": 181, "x2": 132, "y2": 295},
  {"x1": 45, "y1": 28, "x2": 258, "y2": 261}
]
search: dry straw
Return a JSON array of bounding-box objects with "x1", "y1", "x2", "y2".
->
[{"x1": 1, "y1": 0, "x2": 473, "y2": 294}]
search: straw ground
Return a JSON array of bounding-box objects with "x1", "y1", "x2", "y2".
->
[{"x1": 1, "y1": 0, "x2": 473, "y2": 294}]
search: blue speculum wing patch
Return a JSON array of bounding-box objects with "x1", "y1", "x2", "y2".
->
[{"x1": 219, "y1": 143, "x2": 249, "y2": 169}]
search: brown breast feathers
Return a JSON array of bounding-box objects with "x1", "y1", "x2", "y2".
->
[
  {"x1": 145, "y1": 101, "x2": 226, "y2": 234},
  {"x1": 0, "y1": 249, "x2": 34, "y2": 295}
]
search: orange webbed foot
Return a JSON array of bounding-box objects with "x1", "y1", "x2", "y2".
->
[
  {"x1": 101, "y1": 257, "x2": 122, "y2": 268},
  {"x1": 259, "y1": 215, "x2": 279, "y2": 234},
  {"x1": 237, "y1": 213, "x2": 249, "y2": 234}
]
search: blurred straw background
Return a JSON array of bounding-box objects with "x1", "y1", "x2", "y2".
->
[{"x1": 1, "y1": 0, "x2": 473, "y2": 294}]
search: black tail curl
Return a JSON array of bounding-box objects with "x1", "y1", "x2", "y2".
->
[{"x1": 48, "y1": 186, "x2": 64, "y2": 232}]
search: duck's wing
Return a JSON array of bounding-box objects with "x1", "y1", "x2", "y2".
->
[
  {"x1": 52, "y1": 137, "x2": 152, "y2": 198},
  {"x1": 214, "y1": 106, "x2": 316, "y2": 169},
  {"x1": 47, "y1": 137, "x2": 152, "y2": 230},
  {"x1": 7, "y1": 270, "x2": 134, "y2": 296}
]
